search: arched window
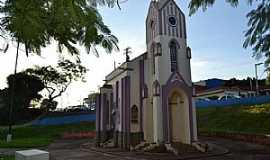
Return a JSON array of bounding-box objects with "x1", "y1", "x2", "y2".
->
[
  {"x1": 170, "y1": 41, "x2": 178, "y2": 72},
  {"x1": 151, "y1": 44, "x2": 156, "y2": 75},
  {"x1": 150, "y1": 20, "x2": 155, "y2": 39},
  {"x1": 153, "y1": 80, "x2": 160, "y2": 96},
  {"x1": 156, "y1": 43, "x2": 162, "y2": 56},
  {"x1": 131, "y1": 105, "x2": 139, "y2": 123},
  {"x1": 142, "y1": 84, "x2": 148, "y2": 98}
]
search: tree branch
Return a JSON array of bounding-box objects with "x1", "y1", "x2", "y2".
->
[{"x1": 51, "y1": 81, "x2": 72, "y2": 100}]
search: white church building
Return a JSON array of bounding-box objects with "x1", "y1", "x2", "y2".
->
[{"x1": 96, "y1": 0, "x2": 198, "y2": 149}]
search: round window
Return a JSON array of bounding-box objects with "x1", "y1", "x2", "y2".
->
[{"x1": 168, "y1": 16, "x2": 177, "y2": 27}]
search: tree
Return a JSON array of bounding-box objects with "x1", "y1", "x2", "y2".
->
[
  {"x1": 0, "y1": 0, "x2": 120, "y2": 137},
  {"x1": 25, "y1": 59, "x2": 88, "y2": 111},
  {"x1": 0, "y1": 73, "x2": 44, "y2": 112},
  {"x1": 0, "y1": 73, "x2": 44, "y2": 125},
  {"x1": 85, "y1": 92, "x2": 99, "y2": 111},
  {"x1": 40, "y1": 99, "x2": 58, "y2": 111},
  {"x1": 5, "y1": 72, "x2": 45, "y2": 110},
  {"x1": 189, "y1": 0, "x2": 270, "y2": 79},
  {"x1": 0, "y1": 0, "x2": 120, "y2": 57}
]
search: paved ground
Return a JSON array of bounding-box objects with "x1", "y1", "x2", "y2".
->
[
  {"x1": 200, "y1": 137, "x2": 270, "y2": 160},
  {"x1": 47, "y1": 137, "x2": 270, "y2": 160},
  {"x1": 48, "y1": 139, "x2": 122, "y2": 160},
  {"x1": 2, "y1": 137, "x2": 270, "y2": 160}
]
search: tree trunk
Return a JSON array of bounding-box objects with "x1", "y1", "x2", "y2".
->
[{"x1": 8, "y1": 41, "x2": 20, "y2": 136}]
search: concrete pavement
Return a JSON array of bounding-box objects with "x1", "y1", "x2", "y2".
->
[
  {"x1": 48, "y1": 137, "x2": 270, "y2": 160},
  {"x1": 2, "y1": 137, "x2": 270, "y2": 160}
]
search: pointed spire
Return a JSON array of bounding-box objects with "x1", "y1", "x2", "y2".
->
[{"x1": 156, "y1": 0, "x2": 170, "y2": 8}]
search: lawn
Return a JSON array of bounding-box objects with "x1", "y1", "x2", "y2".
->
[
  {"x1": 197, "y1": 103, "x2": 270, "y2": 135},
  {"x1": 0, "y1": 155, "x2": 14, "y2": 160},
  {"x1": 0, "y1": 122, "x2": 95, "y2": 148}
]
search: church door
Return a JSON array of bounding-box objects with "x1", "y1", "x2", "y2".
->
[{"x1": 169, "y1": 91, "x2": 188, "y2": 143}]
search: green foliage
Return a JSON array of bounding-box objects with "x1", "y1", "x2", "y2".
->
[
  {"x1": 3, "y1": 72, "x2": 44, "y2": 110},
  {"x1": 88, "y1": 93, "x2": 99, "y2": 100},
  {"x1": 243, "y1": 1, "x2": 270, "y2": 66},
  {"x1": 0, "y1": 0, "x2": 48, "y2": 55},
  {"x1": 24, "y1": 59, "x2": 87, "y2": 110},
  {"x1": 0, "y1": 155, "x2": 14, "y2": 160},
  {"x1": 188, "y1": 0, "x2": 270, "y2": 80},
  {"x1": 197, "y1": 104, "x2": 270, "y2": 134},
  {"x1": 0, "y1": 0, "x2": 119, "y2": 57},
  {"x1": 188, "y1": 0, "x2": 255, "y2": 15},
  {"x1": 225, "y1": 77, "x2": 267, "y2": 86},
  {"x1": 0, "y1": 122, "x2": 95, "y2": 148},
  {"x1": 90, "y1": 0, "x2": 119, "y2": 8},
  {"x1": 40, "y1": 99, "x2": 58, "y2": 111},
  {"x1": 0, "y1": 73, "x2": 44, "y2": 125}
]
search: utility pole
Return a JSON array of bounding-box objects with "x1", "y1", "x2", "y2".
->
[
  {"x1": 249, "y1": 77, "x2": 253, "y2": 91},
  {"x1": 255, "y1": 62, "x2": 263, "y2": 95}
]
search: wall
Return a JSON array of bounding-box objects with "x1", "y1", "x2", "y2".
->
[
  {"x1": 129, "y1": 57, "x2": 141, "y2": 133},
  {"x1": 106, "y1": 65, "x2": 128, "y2": 132},
  {"x1": 197, "y1": 90, "x2": 239, "y2": 99},
  {"x1": 196, "y1": 95, "x2": 270, "y2": 108},
  {"x1": 32, "y1": 113, "x2": 96, "y2": 126}
]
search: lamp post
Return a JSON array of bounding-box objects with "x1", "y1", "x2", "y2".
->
[{"x1": 255, "y1": 62, "x2": 263, "y2": 95}]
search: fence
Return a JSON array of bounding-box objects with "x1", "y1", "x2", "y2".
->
[
  {"x1": 32, "y1": 113, "x2": 96, "y2": 126},
  {"x1": 196, "y1": 95, "x2": 270, "y2": 108}
]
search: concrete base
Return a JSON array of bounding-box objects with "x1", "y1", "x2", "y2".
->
[
  {"x1": 96, "y1": 131, "x2": 128, "y2": 149},
  {"x1": 130, "y1": 132, "x2": 144, "y2": 146},
  {"x1": 15, "y1": 149, "x2": 49, "y2": 160}
]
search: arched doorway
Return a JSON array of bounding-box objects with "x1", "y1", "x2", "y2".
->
[{"x1": 168, "y1": 90, "x2": 189, "y2": 143}]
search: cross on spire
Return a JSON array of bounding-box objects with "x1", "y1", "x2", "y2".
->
[{"x1": 124, "y1": 47, "x2": 132, "y2": 62}]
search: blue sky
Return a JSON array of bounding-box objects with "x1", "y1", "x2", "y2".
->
[
  {"x1": 100, "y1": 0, "x2": 266, "y2": 80},
  {"x1": 0, "y1": 0, "x2": 266, "y2": 106}
]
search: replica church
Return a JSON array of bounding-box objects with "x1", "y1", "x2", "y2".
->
[{"x1": 96, "y1": 0, "x2": 198, "y2": 149}]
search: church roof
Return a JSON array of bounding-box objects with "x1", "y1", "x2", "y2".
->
[
  {"x1": 146, "y1": 0, "x2": 184, "y2": 22},
  {"x1": 104, "y1": 52, "x2": 147, "y2": 83}
]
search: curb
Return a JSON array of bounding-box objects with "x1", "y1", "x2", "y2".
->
[
  {"x1": 176, "y1": 143, "x2": 230, "y2": 160},
  {"x1": 80, "y1": 142, "x2": 230, "y2": 160},
  {"x1": 80, "y1": 145, "x2": 144, "y2": 160}
]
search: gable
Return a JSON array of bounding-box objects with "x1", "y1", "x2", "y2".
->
[
  {"x1": 159, "y1": 0, "x2": 181, "y2": 13},
  {"x1": 158, "y1": 0, "x2": 186, "y2": 38},
  {"x1": 166, "y1": 72, "x2": 188, "y2": 86}
]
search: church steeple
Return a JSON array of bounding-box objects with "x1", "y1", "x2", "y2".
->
[
  {"x1": 146, "y1": 0, "x2": 187, "y2": 44},
  {"x1": 146, "y1": 0, "x2": 191, "y2": 82},
  {"x1": 156, "y1": 0, "x2": 168, "y2": 7}
]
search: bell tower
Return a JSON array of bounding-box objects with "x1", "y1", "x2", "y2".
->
[
  {"x1": 146, "y1": 0, "x2": 191, "y2": 84},
  {"x1": 145, "y1": 0, "x2": 194, "y2": 143}
]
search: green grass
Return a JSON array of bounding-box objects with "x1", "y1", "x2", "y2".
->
[
  {"x1": 0, "y1": 122, "x2": 95, "y2": 148},
  {"x1": 197, "y1": 103, "x2": 270, "y2": 135},
  {"x1": 0, "y1": 155, "x2": 14, "y2": 160}
]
